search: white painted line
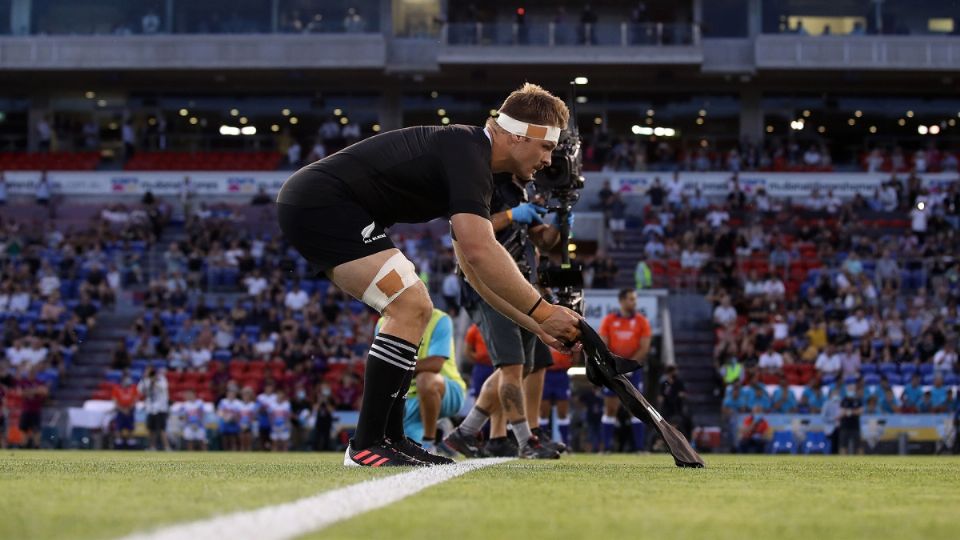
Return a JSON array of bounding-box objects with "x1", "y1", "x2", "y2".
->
[{"x1": 118, "y1": 458, "x2": 512, "y2": 540}]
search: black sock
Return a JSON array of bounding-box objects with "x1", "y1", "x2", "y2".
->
[
  {"x1": 385, "y1": 368, "x2": 415, "y2": 441},
  {"x1": 353, "y1": 333, "x2": 418, "y2": 449}
]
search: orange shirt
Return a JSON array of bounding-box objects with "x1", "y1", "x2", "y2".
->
[
  {"x1": 549, "y1": 350, "x2": 573, "y2": 371},
  {"x1": 599, "y1": 312, "x2": 652, "y2": 358},
  {"x1": 465, "y1": 324, "x2": 492, "y2": 366},
  {"x1": 112, "y1": 385, "x2": 138, "y2": 409}
]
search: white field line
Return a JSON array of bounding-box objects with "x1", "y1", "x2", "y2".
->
[{"x1": 118, "y1": 458, "x2": 512, "y2": 540}]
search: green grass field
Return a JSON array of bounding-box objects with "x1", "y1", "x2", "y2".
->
[{"x1": 2, "y1": 451, "x2": 959, "y2": 540}]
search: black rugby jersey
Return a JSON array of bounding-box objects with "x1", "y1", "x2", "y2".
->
[{"x1": 276, "y1": 125, "x2": 493, "y2": 226}]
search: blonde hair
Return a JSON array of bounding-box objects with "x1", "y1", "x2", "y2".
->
[{"x1": 494, "y1": 83, "x2": 569, "y2": 130}]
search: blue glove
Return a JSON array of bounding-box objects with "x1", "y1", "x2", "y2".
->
[{"x1": 508, "y1": 203, "x2": 547, "y2": 224}]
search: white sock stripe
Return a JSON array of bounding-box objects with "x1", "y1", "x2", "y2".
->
[
  {"x1": 368, "y1": 350, "x2": 414, "y2": 371},
  {"x1": 377, "y1": 335, "x2": 417, "y2": 354},
  {"x1": 376, "y1": 341, "x2": 412, "y2": 358},
  {"x1": 369, "y1": 344, "x2": 415, "y2": 367},
  {"x1": 119, "y1": 458, "x2": 513, "y2": 540}
]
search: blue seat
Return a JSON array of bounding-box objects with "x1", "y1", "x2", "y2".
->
[
  {"x1": 945, "y1": 374, "x2": 960, "y2": 386},
  {"x1": 104, "y1": 370, "x2": 123, "y2": 384},
  {"x1": 843, "y1": 376, "x2": 859, "y2": 385},
  {"x1": 213, "y1": 349, "x2": 232, "y2": 361},
  {"x1": 879, "y1": 362, "x2": 897, "y2": 374},
  {"x1": 860, "y1": 364, "x2": 877, "y2": 375},
  {"x1": 863, "y1": 373, "x2": 881, "y2": 386},
  {"x1": 769, "y1": 430, "x2": 796, "y2": 454},
  {"x1": 885, "y1": 373, "x2": 903, "y2": 385},
  {"x1": 922, "y1": 374, "x2": 934, "y2": 385},
  {"x1": 131, "y1": 359, "x2": 149, "y2": 371},
  {"x1": 821, "y1": 375, "x2": 837, "y2": 387},
  {"x1": 802, "y1": 431, "x2": 830, "y2": 454},
  {"x1": 900, "y1": 364, "x2": 917, "y2": 377},
  {"x1": 919, "y1": 363, "x2": 934, "y2": 376},
  {"x1": 151, "y1": 359, "x2": 168, "y2": 369}
]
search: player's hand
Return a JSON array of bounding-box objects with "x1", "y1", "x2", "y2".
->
[
  {"x1": 508, "y1": 203, "x2": 547, "y2": 224},
  {"x1": 535, "y1": 303, "x2": 582, "y2": 353}
]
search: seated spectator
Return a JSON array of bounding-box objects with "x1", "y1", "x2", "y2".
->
[
  {"x1": 7, "y1": 285, "x2": 30, "y2": 313},
  {"x1": 253, "y1": 332, "x2": 276, "y2": 359},
  {"x1": 713, "y1": 295, "x2": 737, "y2": 328},
  {"x1": 932, "y1": 340, "x2": 957, "y2": 374},
  {"x1": 881, "y1": 388, "x2": 900, "y2": 414},
  {"x1": 743, "y1": 271, "x2": 764, "y2": 297},
  {"x1": 761, "y1": 273, "x2": 785, "y2": 300},
  {"x1": 38, "y1": 292, "x2": 65, "y2": 323},
  {"x1": 168, "y1": 345, "x2": 189, "y2": 372},
  {"x1": 815, "y1": 343, "x2": 842, "y2": 379},
  {"x1": 798, "y1": 381, "x2": 822, "y2": 414},
  {"x1": 284, "y1": 283, "x2": 309, "y2": 312},
  {"x1": 231, "y1": 333, "x2": 253, "y2": 360},
  {"x1": 722, "y1": 383, "x2": 748, "y2": 416},
  {"x1": 929, "y1": 374, "x2": 949, "y2": 413},
  {"x1": 758, "y1": 348, "x2": 784, "y2": 375},
  {"x1": 737, "y1": 404, "x2": 769, "y2": 453},
  {"x1": 840, "y1": 342, "x2": 861, "y2": 379},
  {"x1": 771, "y1": 379, "x2": 797, "y2": 413},
  {"x1": 244, "y1": 269, "x2": 269, "y2": 297},
  {"x1": 73, "y1": 293, "x2": 99, "y2": 329},
  {"x1": 844, "y1": 308, "x2": 872, "y2": 340},
  {"x1": 188, "y1": 345, "x2": 211, "y2": 371}
]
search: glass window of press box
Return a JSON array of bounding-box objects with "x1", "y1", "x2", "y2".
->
[
  {"x1": 15, "y1": 0, "x2": 379, "y2": 35},
  {"x1": 762, "y1": 0, "x2": 958, "y2": 36},
  {"x1": 442, "y1": 0, "x2": 697, "y2": 46}
]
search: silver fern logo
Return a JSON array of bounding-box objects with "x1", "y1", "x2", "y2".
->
[
  {"x1": 361, "y1": 222, "x2": 386, "y2": 244},
  {"x1": 361, "y1": 222, "x2": 376, "y2": 240}
]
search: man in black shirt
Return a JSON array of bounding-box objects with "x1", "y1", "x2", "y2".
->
[
  {"x1": 839, "y1": 386, "x2": 864, "y2": 455},
  {"x1": 277, "y1": 83, "x2": 582, "y2": 467}
]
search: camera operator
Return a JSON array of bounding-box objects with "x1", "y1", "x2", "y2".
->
[
  {"x1": 137, "y1": 367, "x2": 170, "y2": 451},
  {"x1": 446, "y1": 172, "x2": 572, "y2": 459}
]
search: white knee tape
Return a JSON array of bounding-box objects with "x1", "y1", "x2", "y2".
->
[{"x1": 361, "y1": 252, "x2": 420, "y2": 312}]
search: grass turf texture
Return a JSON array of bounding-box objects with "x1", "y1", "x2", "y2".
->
[
  {"x1": 0, "y1": 451, "x2": 397, "y2": 540},
  {"x1": 2, "y1": 453, "x2": 959, "y2": 540}
]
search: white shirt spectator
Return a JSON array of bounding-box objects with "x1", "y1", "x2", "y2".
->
[
  {"x1": 38, "y1": 274, "x2": 61, "y2": 298},
  {"x1": 758, "y1": 351, "x2": 784, "y2": 370},
  {"x1": 836, "y1": 272, "x2": 852, "y2": 291},
  {"x1": 772, "y1": 320, "x2": 789, "y2": 341},
  {"x1": 284, "y1": 289, "x2": 309, "y2": 311},
  {"x1": 744, "y1": 278, "x2": 764, "y2": 297},
  {"x1": 681, "y1": 249, "x2": 701, "y2": 269},
  {"x1": 189, "y1": 347, "x2": 211, "y2": 369},
  {"x1": 666, "y1": 177, "x2": 685, "y2": 205},
  {"x1": 880, "y1": 185, "x2": 898, "y2": 211},
  {"x1": 815, "y1": 352, "x2": 842, "y2": 376},
  {"x1": 844, "y1": 315, "x2": 871, "y2": 338},
  {"x1": 0, "y1": 291, "x2": 9, "y2": 311},
  {"x1": 244, "y1": 275, "x2": 269, "y2": 297},
  {"x1": 138, "y1": 374, "x2": 170, "y2": 414},
  {"x1": 713, "y1": 304, "x2": 737, "y2": 326},
  {"x1": 824, "y1": 193, "x2": 842, "y2": 214},
  {"x1": 762, "y1": 278, "x2": 786, "y2": 298},
  {"x1": 287, "y1": 142, "x2": 302, "y2": 166},
  {"x1": 5, "y1": 344, "x2": 28, "y2": 367},
  {"x1": 910, "y1": 206, "x2": 928, "y2": 233},
  {"x1": 8, "y1": 291, "x2": 30, "y2": 313},
  {"x1": 223, "y1": 247, "x2": 244, "y2": 267},
  {"x1": 23, "y1": 345, "x2": 48, "y2": 367},
  {"x1": 644, "y1": 239, "x2": 665, "y2": 259},
  {"x1": 107, "y1": 268, "x2": 121, "y2": 290},
  {"x1": 254, "y1": 338, "x2": 275, "y2": 358},
  {"x1": 932, "y1": 348, "x2": 957, "y2": 373},
  {"x1": 706, "y1": 209, "x2": 729, "y2": 228},
  {"x1": 441, "y1": 273, "x2": 460, "y2": 299}
]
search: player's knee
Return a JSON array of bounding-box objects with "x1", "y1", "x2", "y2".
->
[
  {"x1": 499, "y1": 364, "x2": 523, "y2": 384},
  {"x1": 415, "y1": 372, "x2": 441, "y2": 395},
  {"x1": 383, "y1": 284, "x2": 433, "y2": 328}
]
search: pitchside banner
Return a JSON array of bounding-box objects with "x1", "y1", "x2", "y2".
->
[
  {"x1": 604, "y1": 172, "x2": 960, "y2": 200},
  {"x1": 1, "y1": 170, "x2": 957, "y2": 198},
  {"x1": 583, "y1": 288, "x2": 662, "y2": 335}
]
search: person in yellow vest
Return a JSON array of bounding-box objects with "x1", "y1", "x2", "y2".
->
[{"x1": 376, "y1": 308, "x2": 466, "y2": 452}]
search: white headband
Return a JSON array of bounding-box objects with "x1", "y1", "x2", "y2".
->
[{"x1": 495, "y1": 112, "x2": 561, "y2": 143}]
